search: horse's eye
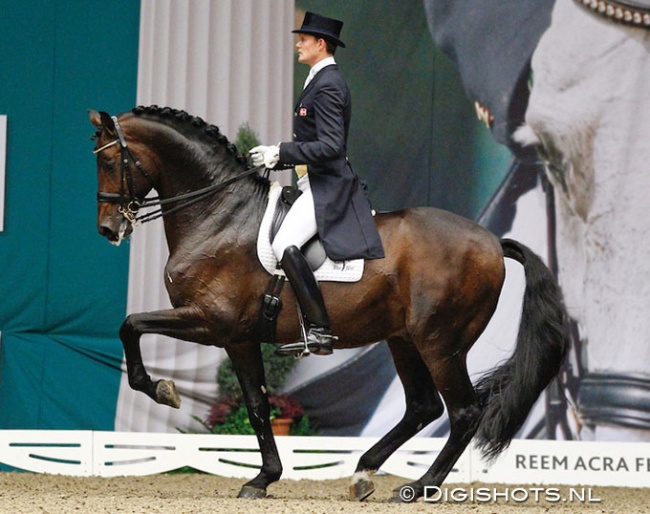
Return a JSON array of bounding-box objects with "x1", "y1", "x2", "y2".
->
[
  {"x1": 102, "y1": 158, "x2": 116, "y2": 173},
  {"x1": 534, "y1": 137, "x2": 569, "y2": 194}
]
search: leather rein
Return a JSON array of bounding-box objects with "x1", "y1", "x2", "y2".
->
[{"x1": 94, "y1": 115, "x2": 264, "y2": 225}]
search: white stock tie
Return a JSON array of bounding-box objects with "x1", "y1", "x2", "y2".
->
[{"x1": 303, "y1": 70, "x2": 315, "y2": 90}]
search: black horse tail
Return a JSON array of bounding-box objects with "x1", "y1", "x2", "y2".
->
[{"x1": 474, "y1": 238, "x2": 570, "y2": 460}]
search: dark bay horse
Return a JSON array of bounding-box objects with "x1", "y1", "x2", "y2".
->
[{"x1": 89, "y1": 106, "x2": 569, "y2": 502}]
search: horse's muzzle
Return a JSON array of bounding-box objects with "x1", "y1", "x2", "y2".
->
[{"x1": 98, "y1": 207, "x2": 133, "y2": 246}]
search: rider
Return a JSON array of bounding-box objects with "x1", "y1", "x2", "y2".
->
[{"x1": 250, "y1": 12, "x2": 384, "y2": 356}]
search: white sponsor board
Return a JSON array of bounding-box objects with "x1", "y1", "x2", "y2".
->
[
  {"x1": 0, "y1": 431, "x2": 648, "y2": 488},
  {"x1": 474, "y1": 439, "x2": 650, "y2": 488}
]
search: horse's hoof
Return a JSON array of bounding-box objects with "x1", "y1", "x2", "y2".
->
[
  {"x1": 237, "y1": 485, "x2": 267, "y2": 499},
  {"x1": 349, "y1": 478, "x2": 375, "y2": 501},
  {"x1": 155, "y1": 380, "x2": 181, "y2": 409}
]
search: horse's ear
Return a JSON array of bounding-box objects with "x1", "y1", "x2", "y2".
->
[
  {"x1": 99, "y1": 111, "x2": 117, "y2": 136},
  {"x1": 89, "y1": 109, "x2": 102, "y2": 128},
  {"x1": 88, "y1": 109, "x2": 117, "y2": 136}
]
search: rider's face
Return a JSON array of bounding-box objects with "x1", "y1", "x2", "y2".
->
[{"x1": 296, "y1": 34, "x2": 325, "y2": 67}]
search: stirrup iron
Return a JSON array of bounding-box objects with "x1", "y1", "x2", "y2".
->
[
  {"x1": 275, "y1": 302, "x2": 312, "y2": 359},
  {"x1": 275, "y1": 302, "x2": 338, "y2": 358}
]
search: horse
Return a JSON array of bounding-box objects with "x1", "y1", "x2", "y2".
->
[
  {"x1": 89, "y1": 105, "x2": 569, "y2": 502},
  {"x1": 515, "y1": 0, "x2": 650, "y2": 441}
]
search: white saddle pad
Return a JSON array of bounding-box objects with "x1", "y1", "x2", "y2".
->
[{"x1": 257, "y1": 182, "x2": 364, "y2": 282}]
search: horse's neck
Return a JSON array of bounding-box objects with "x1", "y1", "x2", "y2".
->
[
  {"x1": 156, "y1": 154, "x2": 267, "y2": 254},
  {"x1": 128, "y1": 117, "x2": 267, "y2": 255}
]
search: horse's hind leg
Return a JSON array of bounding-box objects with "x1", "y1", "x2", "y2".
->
[
  {"x1": 392, "y1": 353, "x2": 481, "y2": 502},
  {"x1": 350, "y1": 337, "x2": 445, "y2": 501}
]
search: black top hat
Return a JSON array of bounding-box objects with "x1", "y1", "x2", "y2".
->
[{"x1": 292, "y1": 12, "x2": 346, "y2": 48}]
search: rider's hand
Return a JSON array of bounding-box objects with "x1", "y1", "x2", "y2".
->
[{"x1": 249, "y1": 145, "x2": 280, "y2": 169}]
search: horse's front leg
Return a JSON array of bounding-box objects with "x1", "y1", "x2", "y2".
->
[
  {"x1": 119, "y1": 306, "x2": 213, "y2": 408},
  {"x1": 226, "y1": 341, "x2": 282, "y2": 499}
]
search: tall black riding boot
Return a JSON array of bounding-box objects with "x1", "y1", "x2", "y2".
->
[{"x1": 276, "y1": 245, "x2": 337, "y2": 356}]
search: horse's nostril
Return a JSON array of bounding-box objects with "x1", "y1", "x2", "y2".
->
[{"x1": 98, "y1": 225, "x2": 117, "y2": 241}]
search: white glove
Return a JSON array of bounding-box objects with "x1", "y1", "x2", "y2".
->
[{"x1": 249, "y1": 144, "x2": 280, "y2": 168}]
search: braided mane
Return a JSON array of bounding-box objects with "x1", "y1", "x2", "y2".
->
[
  {"x1": 132, "y1": 105, "x2": 250, "y2": 165},
  {"x1": 130, "y1": 105, "x2": 269, "y2": 188}
]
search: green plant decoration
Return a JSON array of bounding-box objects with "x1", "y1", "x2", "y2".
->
[{"x1": 234, "y1": 122, "x2": 260, "y2": 155}]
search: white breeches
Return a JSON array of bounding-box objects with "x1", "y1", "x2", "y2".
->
[{"x1": 272, "y1": 175, "x2": 318, "y2": 261}]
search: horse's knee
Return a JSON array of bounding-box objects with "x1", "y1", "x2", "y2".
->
[{"x1": 119, "y1": 315, "x2": 137, "y2": 341}]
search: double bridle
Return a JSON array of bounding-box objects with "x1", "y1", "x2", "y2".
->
[{"x1": 94, "y1": 115, "x2": 264, "y2": 225}]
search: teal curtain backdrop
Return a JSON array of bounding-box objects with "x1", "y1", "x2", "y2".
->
[{"x1": 0, "y1": 1, "x2": 139, "y2": 431}]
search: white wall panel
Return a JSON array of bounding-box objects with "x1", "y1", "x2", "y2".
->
[{"x1": 116, "y1": 0, "x2": 295, "y2": 432}]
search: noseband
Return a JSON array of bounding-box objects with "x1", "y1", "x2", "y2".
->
[{"x1": 94, "y1": 115, "x2": 263, "y2": 224}]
